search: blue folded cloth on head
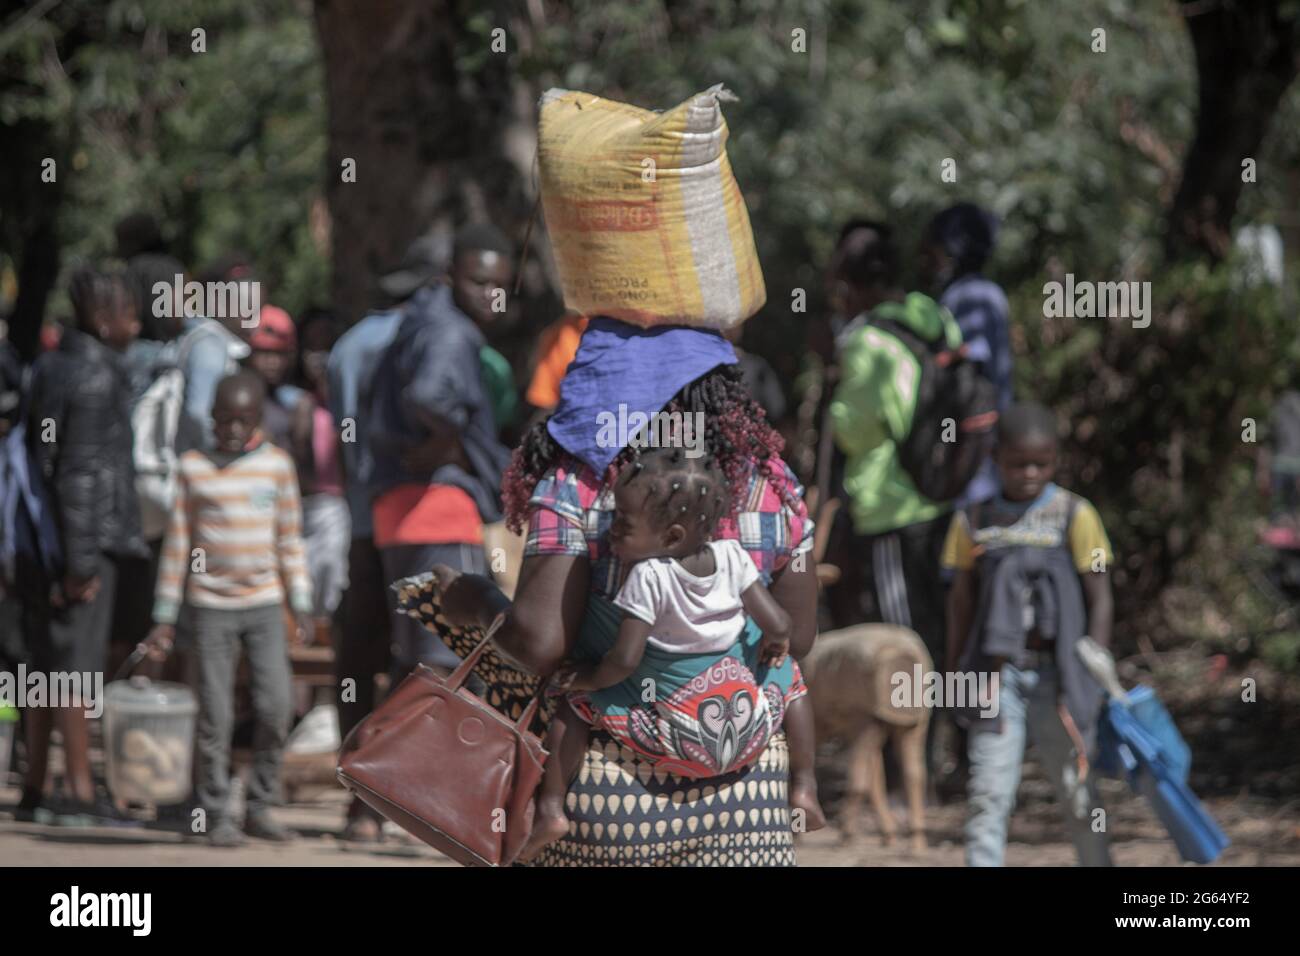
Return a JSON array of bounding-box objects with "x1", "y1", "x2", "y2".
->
[{"x1": 546, "y1": 317, "x2": 737, "y2": 474}]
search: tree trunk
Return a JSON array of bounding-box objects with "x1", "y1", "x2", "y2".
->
[
  {"x1": 1167, "y1": 0, "x2": 1300, "y2": 262},
  {"x1": 312, "y1": 0, "x2": 541, "y2": 325},
  {"x1": 0, "y1": 118, "x2": 69, "y2": 363}
]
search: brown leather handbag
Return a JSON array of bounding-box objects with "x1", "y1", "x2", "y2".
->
[{"x1": 337, "y1": 630, "x2": 548, "y2": 867}]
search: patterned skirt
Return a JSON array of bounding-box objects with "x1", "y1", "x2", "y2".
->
[{"x1": 393, "y1": 573, "x2": 797, "y2": 867}]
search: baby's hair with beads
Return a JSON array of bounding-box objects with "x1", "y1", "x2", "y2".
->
[{"x1": 619, "y1": 446, "x2": 729, "y2": 538}]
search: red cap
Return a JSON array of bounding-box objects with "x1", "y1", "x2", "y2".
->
[
  {"x1": 40, "y1": 324, "x2": 63, "y2": 352},
  {"x1": 248, "y1": 305, "x2": 296, "y2": 352}
]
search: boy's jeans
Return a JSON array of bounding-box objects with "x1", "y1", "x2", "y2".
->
[
  {"x1": 965, "y1": 660, "x2": 1112, "y2": 867},
  {"x1": 186, "y1": 603, "x2": 292, "y2": 826}
]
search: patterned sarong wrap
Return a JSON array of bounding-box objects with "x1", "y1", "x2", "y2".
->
[{"x1": 567, "y1": 594, "x2": 805, "y2": 779}]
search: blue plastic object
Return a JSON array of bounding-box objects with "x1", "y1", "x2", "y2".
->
[
  {"x1": 1095, "y1": 685, "x2": 1229, "y2": 864},
  {"x1": 1096, "y1": 685, "x2": 1191, "y2": 781}
]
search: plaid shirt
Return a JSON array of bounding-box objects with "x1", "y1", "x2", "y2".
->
[{"x1": 525, "y1": 453, "x2": 814, "y2": 599}]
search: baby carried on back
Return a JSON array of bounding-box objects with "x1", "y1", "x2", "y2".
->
[{"x1": 516, "y1": 447, "x2": 826, "y2": 861}]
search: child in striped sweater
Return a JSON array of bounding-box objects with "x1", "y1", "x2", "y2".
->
[{"x1": 145, "y1": 372, "x2": 311, "y2": 847}]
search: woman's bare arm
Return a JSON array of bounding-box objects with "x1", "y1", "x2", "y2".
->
[
  {"x1": 741, "y1": 580, "x2": 792, "y2": 645},
  {"x1": 768, "y1": 549, "x2": 818, "y2": 659},
  {"x1": 434, "y1": 552, "x2": 590, "y2": 676}
]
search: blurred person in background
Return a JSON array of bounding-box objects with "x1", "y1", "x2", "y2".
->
[
  {"x1": 326, "y1": 268, "x2": 406, "y2": 842},
  {"x1": 293, "y1": 307, "x2": 350, "y2": 645},
  {"x1": 795, "y1": 219, "x2": 896, "y2": 536},
  {"x1": 826, "y1": 222, "x2": 960, "y2": 675},
  {"x1": 179, "y1": 255, "x2": 256, "y2": 451},
  {"x1": 144, "y1": 371, "x2": 309, "y2": 847},
  {"x1": 114, "y1": 211, "x2": 167, "y2": 262},
  {"x1": 114, "y1": 252, "x2": 190, "y2": 666},
  {"x1": 723, "y1": 322, "x2": 787, "y2": 426},
  {"x1": 0, "y1": 337, "x2": 53, "y2": 674},
  {"x1": 524, "y1": 311, "x2": 588, "y2": 419},
  {"x1": 122, "y1": 253, "x2": 188, "y2": 403},
  {"x1": 943, "y1": 403, "x2": 1114, "y2": 867},
  {"x1": 920, "y1": 202, "x2": 1013, "y2": 506},
  {"x1": 244, "y1": 304, "x2": 306, "y2": 455},
  {"x1": 479, "y1": 338, "x2": 519, "y2": 440},
  {"x1": 367, "y1": 224, "x2": 512, "y2": 686},
  {"x1": 19, "y1": 265, "x2": 147, "y2": 826}
]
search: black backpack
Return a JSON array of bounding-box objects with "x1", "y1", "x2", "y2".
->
[{"x1": 870, "y1": 317, "x2": 999, "y2": 503}]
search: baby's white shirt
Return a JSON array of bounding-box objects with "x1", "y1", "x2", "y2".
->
[{"x1": 613, "y1": 539, "x2": 760, "y2": 654}]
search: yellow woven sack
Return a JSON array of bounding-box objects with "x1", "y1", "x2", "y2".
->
[{"x1": 538, "y1": 84, "x2": 765, "y2": 329}]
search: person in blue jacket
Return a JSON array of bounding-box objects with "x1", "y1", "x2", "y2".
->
[{"x1": 921, "y1": 203, "x2": 1014, "y2": 506}]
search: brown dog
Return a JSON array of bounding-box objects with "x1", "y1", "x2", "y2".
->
[{"x1": 803, "y1": 623, "x2": 931, "y2": 852}]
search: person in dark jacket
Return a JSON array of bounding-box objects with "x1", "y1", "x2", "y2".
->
[
  {"x1": 367, "y1": 224, "x2": 512, "y2": 685},
  {"x1": 19, "y1": 266, "x2": 148, "y2": 825}
]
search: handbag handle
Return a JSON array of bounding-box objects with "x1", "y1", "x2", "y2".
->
[
  {"x1": 444, "y1": 611, "x2": 546, "y2": 733},
  {"x1": 445, "y1": 630, "x2": 498, "y2": 692}
]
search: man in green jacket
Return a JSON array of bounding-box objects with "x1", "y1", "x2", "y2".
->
[{"x1": 826, "y1": 222, "x2": 961, "y2": 672}]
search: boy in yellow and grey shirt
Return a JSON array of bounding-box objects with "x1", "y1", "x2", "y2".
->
[
  {"x1": 147, "y1": 372, "x2": 309, "y2": 847},
  {"x1": 943, "y1": 402, "x2": 1114, "y2": 867}
]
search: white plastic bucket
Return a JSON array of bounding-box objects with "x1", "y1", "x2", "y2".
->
[{"x1": 103, "y1": 678, "x2": 197, "y2": 805}]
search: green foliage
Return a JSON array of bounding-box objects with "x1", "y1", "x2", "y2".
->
[
  {"x1": 1019, "y1": 261, "x2": 1291, "y2": 632},
  {"x1": 1162, "y1": 459, "x2": 1300, "y2": 673},
  {"x1": 1, "y1": 0, "x2": 327, "y2": 318},
  {"x1": 5, "y1": 0, "x2": 1300, "y2": 653}
]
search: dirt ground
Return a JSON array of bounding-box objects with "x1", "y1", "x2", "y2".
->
[
  {"x1": 3, "y1": 760, "x2": 1297, "y2": 867},
  {"x1": 4, "y1": 646, "x2": 1296, "y2": 867}
]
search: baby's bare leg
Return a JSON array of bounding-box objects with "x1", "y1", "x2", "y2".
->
[
  {"x1": 783, "y1": 695, "x2": 827, "y2": 833},
  {"x1": 517, "y1": 698, "x2": 589, "y2": 862}
]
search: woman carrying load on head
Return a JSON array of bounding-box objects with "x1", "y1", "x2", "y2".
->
[{"x1": 405, "y1": 317, "x2": 821, "y2": 866}]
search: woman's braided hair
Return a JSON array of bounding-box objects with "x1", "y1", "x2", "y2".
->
[{"x1": 503, "y1": 363, "x2": 795, "y2": 533}]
